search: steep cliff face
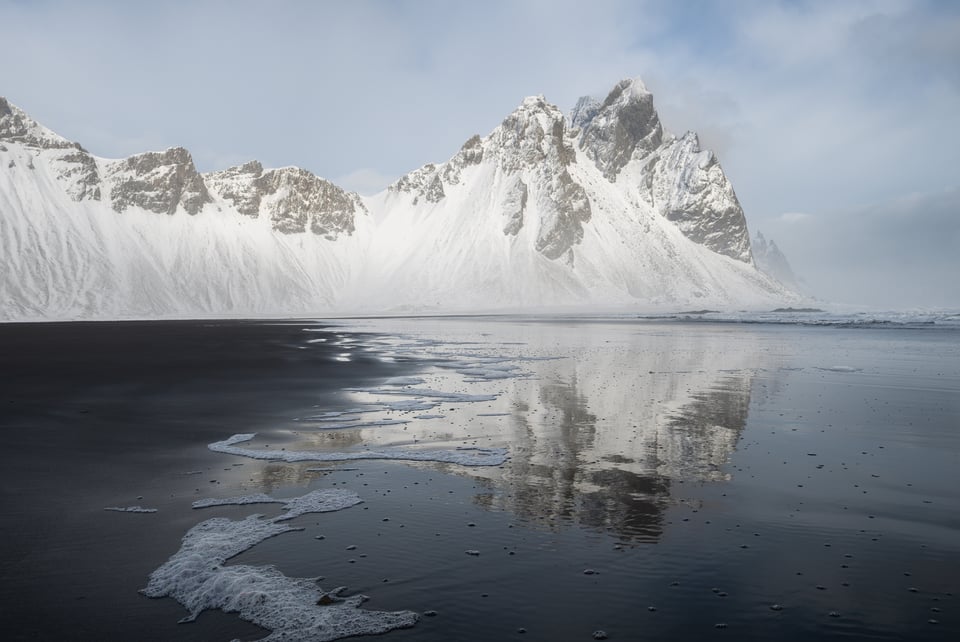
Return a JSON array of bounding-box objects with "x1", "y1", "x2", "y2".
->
[
  {"x1": 106, "y1": 147, "x2": 211, "y2": 216},
  {"x1": 573, "y1": 78, "x2": 664, "y2": 181},
  {"x1": 640, "y1": 132, "x2": 752, "y2": 263}
]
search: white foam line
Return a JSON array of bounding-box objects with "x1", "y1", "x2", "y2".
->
[
  {"x1": 346, "y1": 388, "x2": 498, "y2": 403},
  {"x1": 302, "y1": 407, "x2": 384, "y2": 420},
  {"x1": 210, "y1": 434, "x2": 508, "y2": 467},
  {"x1": 305, "y1": 467, "x2": 361, "y2": 473},
  {"x1": 816, "y1": 366, "x2": 863, "y2": 373},
  {"x1": 311, "y1": 419, "x2": 411, "y2": 430},
  {"x1": 193, "y1": 493, "x2": 279, "y2": 508},
  {"x1": 456, "y1": 368, "x2": 521, "y2": 380},
  {"x1": 381, "y1": 376, "x2": 426, "y2": 386},
  {"x1": 104, "y1": 506, "x2": 157, "y2": 513},
  {"x1": 274, "y1": 489, "x2": 363, "y2": 522},
  {"x1": 193, "y1": 490, "x2": 363, "y2": 523},
  {"x1": 381, "y1": 399, "x2": 439, "y2": 412}
]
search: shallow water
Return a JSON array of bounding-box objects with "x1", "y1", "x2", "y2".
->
[{"x1": 1, "y1": 317, "x2": 957, "y2": 640}]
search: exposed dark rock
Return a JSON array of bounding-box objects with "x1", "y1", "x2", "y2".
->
[{"x1": 106, "y1": 147, "x2": 211, "y2": 215}]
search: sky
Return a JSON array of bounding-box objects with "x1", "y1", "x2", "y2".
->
[{"x1": 1, "y1": 0, "x2": 958, "y2": 309}]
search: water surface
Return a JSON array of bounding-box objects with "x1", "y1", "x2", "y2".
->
[{"x1": 1, "y1": 317, "x2": 957, "y2": 640}]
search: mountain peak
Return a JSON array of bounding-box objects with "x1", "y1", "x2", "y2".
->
[
  {"x1": 519, "y1": 94, "x2": 549, "y2": 108},
  {"x1": 575, "y1": 77, "x2": 663, "y2": 181},
  {"x1": 204, "y1": 161, "x2": 364, "y2": 238},
  {"x1": 608, "y1": 76, "x2": 651, "y2": 100},
  {"x1": 0, "y1": 97, "x2": 76, "y2": 150},
  {"x1": 493, "y1": 94, "x2": 574, "y2": 171}
]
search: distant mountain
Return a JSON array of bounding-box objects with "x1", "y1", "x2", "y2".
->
[
  {"x1": 0, "y1": 81, "x2": 802, "y2": 321},
  {"x1": 752, "y1": 231, "x2": 805, "y2": 293}
]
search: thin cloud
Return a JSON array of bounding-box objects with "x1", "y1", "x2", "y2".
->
[
  {"x1": 777, "y1": 212, "x2": 811, "y2": 224},
  {"x1": 334, "y1": 168, "x2": 398, "y2": 196}
]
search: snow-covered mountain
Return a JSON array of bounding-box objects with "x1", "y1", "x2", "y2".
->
[
  {"x1": 357, "y1": 78, "x2": 788, "y2": 310},
  {"x1": 0, "y1": 80, "x2": 801, "y2": 321},
  {"x1": 0, "y1": 96, "x2": 370, "y2": 320}
]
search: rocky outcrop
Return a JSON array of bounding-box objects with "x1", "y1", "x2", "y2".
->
[
  {"x1": 501, "y1": 176, "x2": 528, "y2": 236},
  {"x1": 390, "y1": 95, "x2": 592, "y2": 261},
  {"x1": 642, "y1": 132, "x2": 752, "y2": 263},
  {"x1": 0, "y1": 97, "x2": 75, "y2": 150},
  {"x1": 493, "y1": 96, "x2": 590, "y2": 260},
  {"x1": 205, "y1": 162, "x2": 365, "y2": 239},
  {"x1": 53, "y1": 150, "x2": 102, "y2": 201},
  {"x1": 106, "y1": 147, "x2": 211, "y2": 215},
  {"x1": 574, "y1": 79, "x2": 663, "y2": 181},
  {"x1": 1, "y1": 97, "x2": 102, "y2": 201}
]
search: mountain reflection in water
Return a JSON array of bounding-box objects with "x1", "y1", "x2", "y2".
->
[
  {"x1": 287, "y1": 319, "x2": 777, "y2": 543},
  {"x1": 477, "y1": 364, "x2": 755, "y2": 541}
]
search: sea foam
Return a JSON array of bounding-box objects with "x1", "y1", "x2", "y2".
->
[
  {"x1": 192, "y1": 489, "x2": 363, "y2": 522},
  {"x1": 143, "y1": 512, "x2": 417, "y2": 641},
  {"x1": 209, "y1": 433, "x2": 508, "y2": 466}
]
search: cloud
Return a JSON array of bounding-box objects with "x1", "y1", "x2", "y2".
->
[
  {"x1": 776, "y1": 212, "x2": 811, "y2": 224},
  {"x1": 762, "y1": 187, "x2": 960, "y2": 308}
]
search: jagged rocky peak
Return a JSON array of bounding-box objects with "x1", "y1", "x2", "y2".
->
[
  {"x1": 569, "y1": 96, "x2": 601, "y2": 130},
  {"x1": 0, "y1": 97, "x2": 76, "y2": 150},
  {"x1": 388, "y1": 94, "x2": 576, "y2": 198},
  {"x1": 388, "y1": 93, "x2": 590, "y2": 261},
  {"x1": 105, "y1": 147, "x2": 211, "y2": 216},
  {"x1": 389, "y1": 162, "x2": 446, "y2": 204},
  {"x1": 565, "y1": 78, "x2": 751, "y2": 263},
  {"x1": 573, "y1": 77, "x2": 663, "y2": 180},
  {"x1": 204, "y1": 162, "x2": 365, "y2": 239},
  {"x1": 492, "y1": 95, "x2": 576, "y2": 172},
  {"x1": 203, "y1": 160, "x2": 265, "y2": 217},
  {"x1": 491, "y1": 96, "x2": 589, "y2": 259},
  {"x1": 1, "y1": 97, "x2": 101, "y2": 201}
]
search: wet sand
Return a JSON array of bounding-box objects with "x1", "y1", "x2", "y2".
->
[
  {"x1": 0, "y1": 320, "x2": 418, "y2": 641},
  {"x1": 1, "y1": 317, "x2": 958, "y2": 640}
]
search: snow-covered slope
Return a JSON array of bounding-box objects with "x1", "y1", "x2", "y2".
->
[
  {"x1": 0, "y1": 97, "x2": 370, "y2": 320},
  {"x1": 0, "y1": 80, "x2": 801, "y2": 321}
]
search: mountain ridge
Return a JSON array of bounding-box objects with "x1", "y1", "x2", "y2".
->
[{"x1": 0, "y1": 79, "x2": 803, "y2": 321}]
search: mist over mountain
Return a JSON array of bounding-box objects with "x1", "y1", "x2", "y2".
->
[
  {"x1": 752, "y1": 231, "x2": 804, "y2": 293},
  {"x1": 0, "y1": 80, "x2": 801, "y2": 321}
]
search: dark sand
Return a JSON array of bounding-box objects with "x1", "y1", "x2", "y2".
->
[
  {"x1": 1, "y1": 317, "x2": 958, "y2": 641},
  {"x1": 0, "y1": 320, "x2": 418, "y2": 641}
]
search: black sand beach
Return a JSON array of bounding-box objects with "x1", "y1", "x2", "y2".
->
[{"x1": 1, "y1": 317, "x2": 958, "y2": 641}]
